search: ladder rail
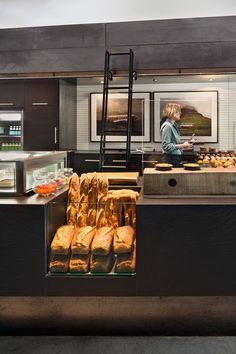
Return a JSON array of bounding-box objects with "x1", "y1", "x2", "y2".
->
[{"x1": 99, "y1": 49, "x2": 135, "y2": 171}]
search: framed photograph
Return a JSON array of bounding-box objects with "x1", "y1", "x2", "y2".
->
[
  {"x1": 90, "y1": 92, "x2": 151, "y2": 142},
  {"x1": 154, "y1": 91, "x2": 218, "y2": 143}
]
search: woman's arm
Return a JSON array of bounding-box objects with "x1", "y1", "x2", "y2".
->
[{"x1": 161, "y1": 124, "x2": 180, "y2": 153}]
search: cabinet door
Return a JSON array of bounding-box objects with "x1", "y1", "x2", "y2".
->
[
  {"x1": 0, "y1": 81, "x2": 24, "y2": 107},
  {"x1": 23, "y1": 106, "x2": 59, "y2": 151},
  {"x1": 25, "y1": 80, "x2": 59, "y2": 106}
]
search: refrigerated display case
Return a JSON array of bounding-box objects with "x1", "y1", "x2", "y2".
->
[
  {"x1": 0, "y1": 110, "x2": 23, "y2": 151},
  {"x1": 0, "y1": 151, "x2": 67, "y2": 196}
]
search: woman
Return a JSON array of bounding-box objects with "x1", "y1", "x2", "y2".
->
[{"x1": 160, "y1": 103, "x2": 193, "y2": 167}]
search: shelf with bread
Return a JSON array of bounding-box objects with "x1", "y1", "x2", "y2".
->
[{"x1": 48, "y1": 172, "x2": 139, "y2": 276}]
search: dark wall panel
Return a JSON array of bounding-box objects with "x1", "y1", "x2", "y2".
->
[
  {"x1": 0, "y1": 47, "x2": 105, "y2": 73},
  {"x1": 106, "y1": 42, "x2": 236, "y2": 70},
  {"x1": 106, "y1": 16, "x2": 236, "y2": 46},
  {"x1": 0, "y1": 24, "x2": 105, "y2": 51},
  {"x1": 0, "y1": 16, "x2": 236, "y2": 73}
]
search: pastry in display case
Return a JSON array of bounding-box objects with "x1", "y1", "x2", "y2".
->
[{"x1": 48, "y1": 172, "x2": 139, "y2": 276}]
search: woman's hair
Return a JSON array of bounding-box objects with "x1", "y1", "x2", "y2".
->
[{"x1": 162, "y1": 102, "x2": 182, "y2": 120}]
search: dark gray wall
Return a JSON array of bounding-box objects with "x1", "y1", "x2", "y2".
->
[{"x1": 0, "y1": 16, "x2": 236, "y2": 74}]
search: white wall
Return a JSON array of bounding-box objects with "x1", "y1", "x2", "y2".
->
[
  {"x1": 76, "y1": 80, "x2": 236, "y2": 152},
  {"x1": 1, "y1": 0, "x2": 236, "y2": 28}
]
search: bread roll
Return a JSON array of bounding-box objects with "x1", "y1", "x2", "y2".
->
[
  {"x1": 71, "y1": 226, "x2": 97, "y2": 254},
  {"x1": 91, "y1": 226, "x2": 114, "y2": 255},
  {"x1": 113, "y1": 226, "x2": 134, "y2": 254},
  {"x1": 49, "y1": 254, "x2": 69, "y2": 272},
  {"x1": 115, "y1": 245, "x2": 136, "y2": 273},
  {"x1": 51, "y1": 225, "x2": 75, "y2": 255},
  {"x1": 69, "y1": 253, "x2": 90, "y2": 272},
  {"x1": 90, "y1": 252, "x2": 115, "y2": 273}
]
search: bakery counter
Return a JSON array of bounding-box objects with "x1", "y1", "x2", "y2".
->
[
  {"x1": 0, "y1": 187, "x2": 68, "y2": 296},
  {"x1": 136, "y1": 191, "x2": 236, "y2": 296}
]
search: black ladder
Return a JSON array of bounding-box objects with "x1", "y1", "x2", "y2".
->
[{"x1": 99, "y1": 49, "x2": 136, "y2": 171}]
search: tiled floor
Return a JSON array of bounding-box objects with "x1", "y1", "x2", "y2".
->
[{"x1": 1, "y1": 337, "x2": 236, "y2": 354}]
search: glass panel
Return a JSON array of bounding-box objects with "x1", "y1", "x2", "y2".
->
[
  {"x1": 48, "y1": 201, "x2": 136, "y2": 277},
  {"x1": 0, "y1": 110, "x2": 23, "y2": 151},
  {"x1": 0, "y1": 161, "x2": 16, "y2": 193},
  {"x1": 26, "y1": 161, "x2": 65, "y2": 192}
]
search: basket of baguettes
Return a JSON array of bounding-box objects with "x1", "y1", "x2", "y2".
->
[{"x1": 49, "y1": 172, "x2": 139, "y2": 274}]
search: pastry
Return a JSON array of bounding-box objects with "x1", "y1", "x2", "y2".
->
[
  {"x1": 49, "y1": 254, "x2": 69, "y2": 272},
  {"x1": 115, "y1": 244, "x2": 136, "y2": 273},
  {"x1": 90, "y1": 252, "x2": 115, "y2": 273},
  {"x1": 113, "y1": 226, "x2": 135, "y2": 254},
  {"x1": 50, "y1": 225, "x2": 75, "y2": 255},
  {"x1": 91, "y1": 226, "x2": 114, "y2": 255},
  {"x1": 71, "y1": 226, "x2": 97, "y2": 254},
  {"x1": 69, "y1": 253, "x2": 90, "y2": 272}
]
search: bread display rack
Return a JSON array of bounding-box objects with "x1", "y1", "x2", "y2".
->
[{"x1": 49, "y1": 172, "x2": 139, "y2": 275}]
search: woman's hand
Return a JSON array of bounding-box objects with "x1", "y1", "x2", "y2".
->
[{"x1": 180, "y1": 141, "x2": 193, "y2": 150}]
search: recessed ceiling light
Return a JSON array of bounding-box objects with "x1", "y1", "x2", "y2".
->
[
  {"x1": 153, "y1": 78, "x2": 158, "y2": 82},
  {"x1": 100, "y1": 80, "x2": 104, "y2": 84},
  {"x1": 208, "y1": 78, "x2": 214, "y2": 81}
]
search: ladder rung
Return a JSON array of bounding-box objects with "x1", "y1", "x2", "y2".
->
[
  {"x1": 109, "y1": 52, "x2": 131, "y2": 56},
  {"x1": 102, "y1": 165, "x2": 127, "y2": 169},
  {"x1": 105, "y1": 86, "x2": 129, "y2": 90},
  {"x1": 103, "y1": 129, "x2": 127, "y2": 133},
  {"x1": 102, "y1": 148, "x2": 127, "y2": 151}
]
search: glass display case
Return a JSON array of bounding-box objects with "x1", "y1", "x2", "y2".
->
[
  {"x1": 47, "y1": 172, "x2": 138, "y2": 277},
  {"x1": 0, "y1": 151, "x2": 67, "y2": 196}
]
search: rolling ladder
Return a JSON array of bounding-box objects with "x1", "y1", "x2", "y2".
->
[{"x1": 99, "y1": 49, "x2": 136, "y2": 171}]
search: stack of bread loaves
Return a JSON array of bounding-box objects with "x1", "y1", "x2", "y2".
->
[{"x1": 49, "y1": 172, "x2": 138, "y2": 274}]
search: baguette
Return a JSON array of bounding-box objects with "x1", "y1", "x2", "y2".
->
[
  {"x1": 80, "y1": 174, "x2": 89, "y2": 195},
  {"x1": 113, "y1": 226, "x2": 134, "y2": 254},
  {"x1": 49, "y1": 254, "x2": 69, "y2": 272},
  {"x1": 91, "y1": 226, "x2": 114, "y2": 255},
  {"x1": 71, "y1": 226, "x2": 97, "y2": 254},
  {"x1": 69, "y1": 253, "x2": 90, "y2": 272},
  {"x1": 51, "y1": 225, "x2": 75, "y2": 255}
]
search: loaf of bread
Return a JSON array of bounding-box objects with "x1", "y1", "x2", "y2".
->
[
  {"x1": 113, "y1": 226, "x2": 134, "y2": 254},
  {"x1": 87, "y1": 208, "x2": 97, "y2": 226},
  {"x1": 115, "y1": 244, "x2": 136, "y2": 273},
  {"x1": 50, "y1": 225, "x2": 75, "y2": 255},
  {"x1": 96, "y1": 209, "x2": 108, "y2": 228},
  {"x1": 68, "y1": 173, "x2": 80, "y2": 203},
  {"x1": 69, "y1": 253, "x2": 90, "y2": 272},
  {"x1": 66, "y1": 203, "x2": 78, "y2": 225},
  {"x1": 91, "y1": 226, "x2": 114, "y2": 255},
  {"x1": 71, "y1": 226, "x2": 97, "y2": 254},
  {"x1": 49, "y1": 254, "x2": 69, "y2": 272},
  {"x1": 98, "y1": 175, "x2": 108, "y2": 195},
  {"x1": 80, "y1": 174, "x2": 89, "y2": 195},
  {"x1": 90, "y1": 252, "x2": 115, "y2": 273}
]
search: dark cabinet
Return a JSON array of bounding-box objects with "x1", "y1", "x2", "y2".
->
[
  {"x1": 25, "y1": 80, "x2": 59, "y2": 106},
  {"x1": 0, "y1": 80, "x2": 24, "y2": 107},
  {"x1": 23, "y1": 80, "x2": 59, "y2": 151},
  {"x1": 23, "y1": 106, "x2": 59, "y2": 151}
]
